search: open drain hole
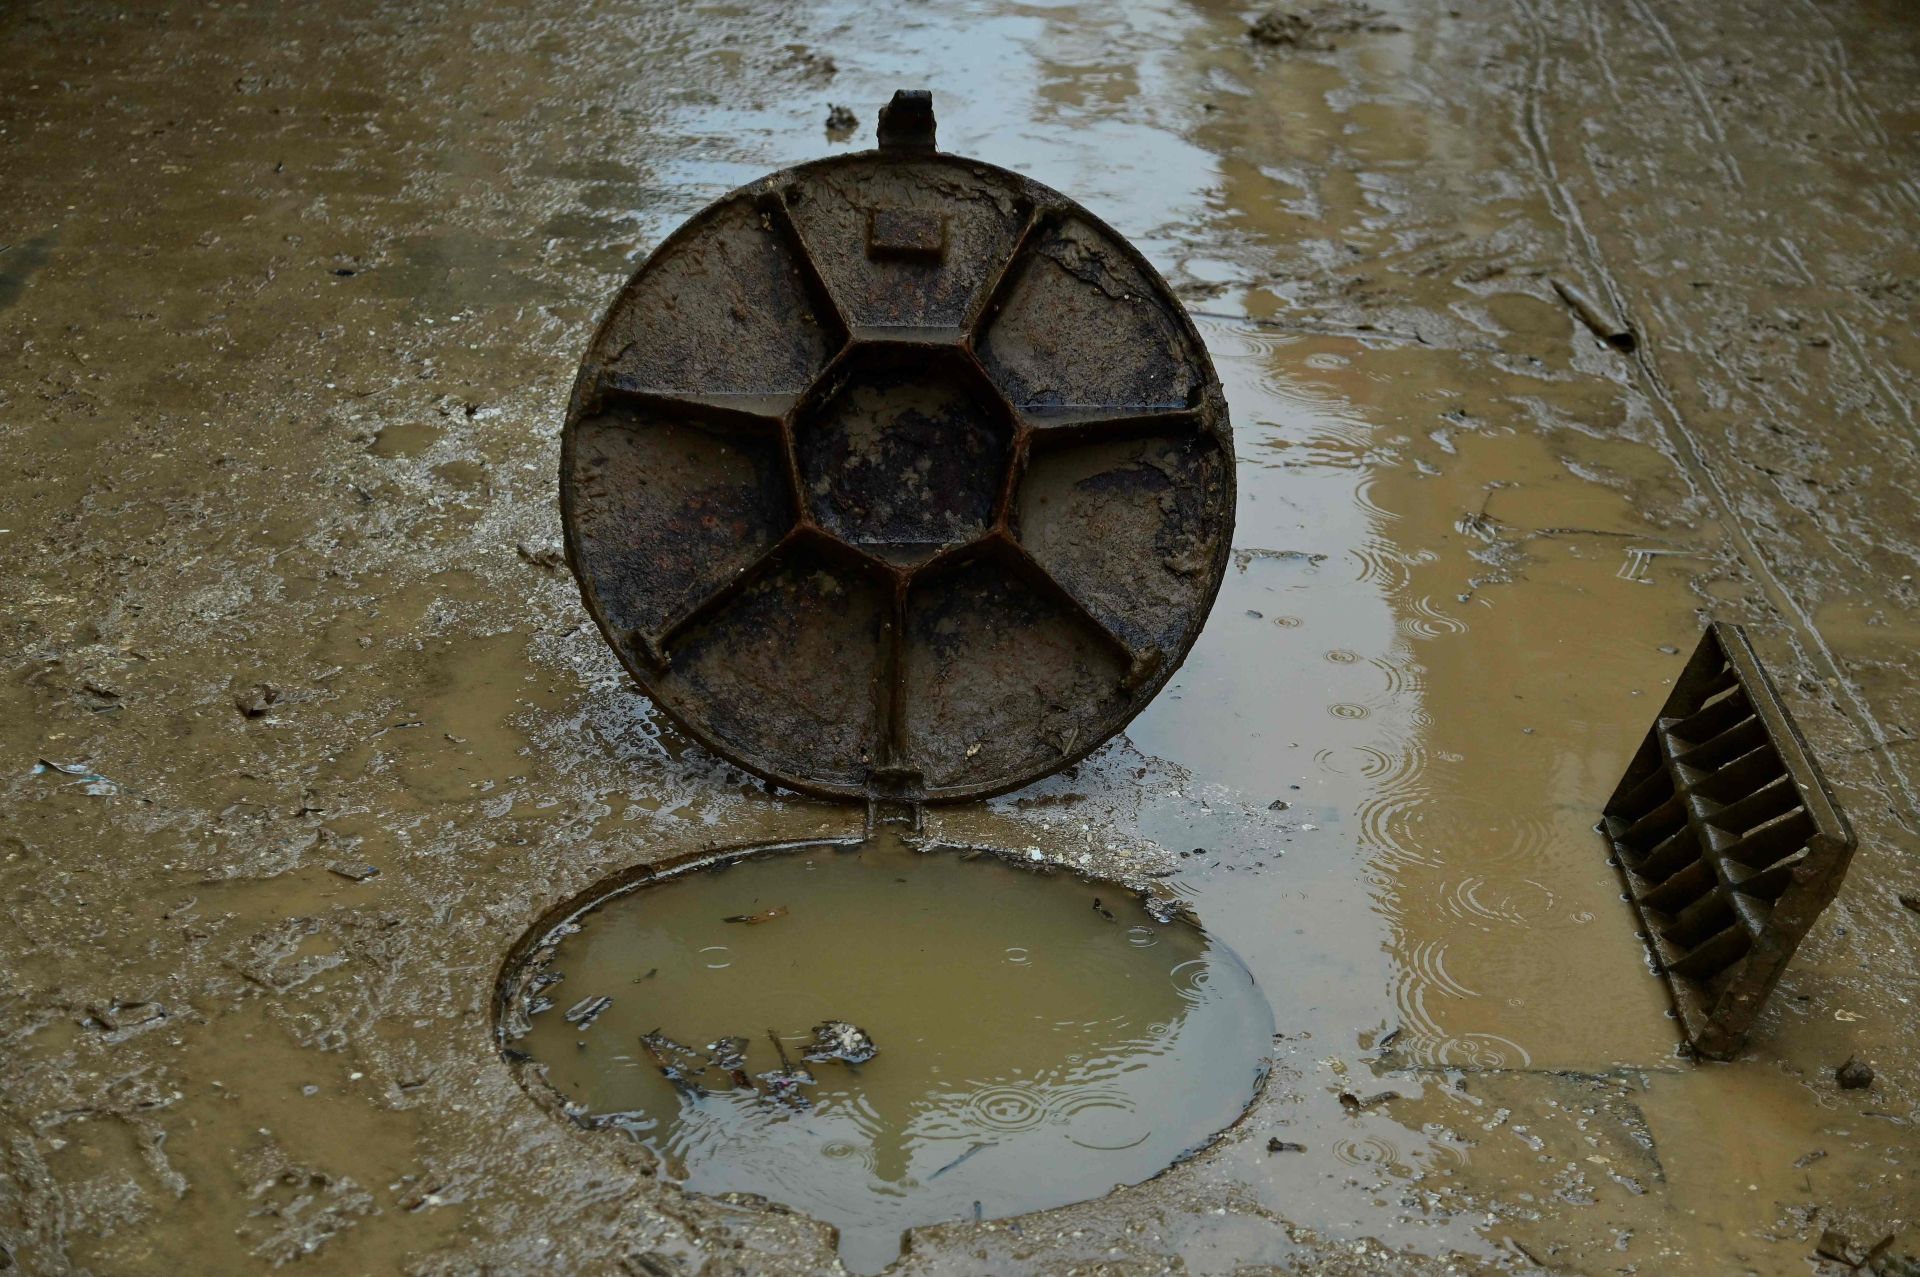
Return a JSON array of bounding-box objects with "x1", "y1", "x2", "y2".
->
[{"x1": 495, "y1": 834, "x2": 1273, "y2": 1273}]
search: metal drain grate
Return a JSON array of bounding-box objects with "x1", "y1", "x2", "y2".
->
[{"x1": 1601, "y1": 622, "x2": 1856, "y2": 1060}]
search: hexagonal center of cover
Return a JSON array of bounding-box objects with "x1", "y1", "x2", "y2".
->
[{"x1": 795, "y1": 353, "x2": 1012, "y2": 563}]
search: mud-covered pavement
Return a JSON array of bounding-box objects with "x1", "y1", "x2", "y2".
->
[{"x1": 3, "y1": 0, "x2": 1917, "y2": 1273}]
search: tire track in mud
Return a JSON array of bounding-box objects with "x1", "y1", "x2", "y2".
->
[
  {"x1": 1509, "y1": 0, "x2": 1920, "y2": 830},
  {"x1": 1790, "y1": 0, "x2": 1920, "y2": 213},
  {"x1": 1619, "y1": 0, "x2": 1744, "y2": 191}
]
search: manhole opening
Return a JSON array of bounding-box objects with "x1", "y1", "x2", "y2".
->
[{"x1": 496, "y1": 834, "x2": 1273, "y2": 1273}]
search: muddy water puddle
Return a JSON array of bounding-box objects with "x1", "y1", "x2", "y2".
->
[{"x1": 501, "y1": 836, "x2": 1273, "y2": 1272}]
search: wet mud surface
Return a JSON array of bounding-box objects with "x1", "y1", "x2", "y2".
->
[{"x1": 3, "y1": 0, "x2": 1917, "y2": 1274}]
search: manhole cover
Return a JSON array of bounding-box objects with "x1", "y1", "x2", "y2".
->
[{"x1": 560, "y1": 91, "x2": 1234, "y2": 802}]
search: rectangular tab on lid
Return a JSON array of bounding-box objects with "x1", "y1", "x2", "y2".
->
[{"x1": 867, "y1": 208, "x2": 946, "y2": 260}]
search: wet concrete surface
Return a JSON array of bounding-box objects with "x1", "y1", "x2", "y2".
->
[{"x1": 2, "y1": 0, "x2": 1917, "y2": 1274}]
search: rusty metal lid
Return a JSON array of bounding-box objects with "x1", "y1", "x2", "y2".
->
[{"x1": 560, "y1": 91, "x2": 1234, "y2": 804}]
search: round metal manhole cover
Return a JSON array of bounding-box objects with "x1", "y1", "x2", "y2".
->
[{"x1": 560, "y1": 92, "x2": 1234, "y2": 803}]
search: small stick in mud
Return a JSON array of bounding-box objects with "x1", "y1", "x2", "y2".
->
[
  {"x1": 563, "y1": 995, "x2": 613, "y2": 1029},
  {"x1": 758, "y1": 1029, "x2": 815, "y2": 1109},
  {"x1": 768, "y1": 1029, "x2": 796, "y2": 1073},
  {"x1": 722, "y1": 905, "x2": 789, "y2": 925},
  {"x1": 929, "y1": 1140, "x2": 993, "y2": 1179},
  {"x1": 1338, "y1": 1089, "x2": 1401, "y2": 1112},
  {"x1": 1092, "y1": 897, "x2": 1116, "y2": 921},
  {"x1": 1550, "y1": 278, "x2": 1637, "y2": 354}
]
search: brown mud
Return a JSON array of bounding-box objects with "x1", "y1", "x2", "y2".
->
[{"x1": 2, "y1": 0, "x2": 1916, "y2": 1274}]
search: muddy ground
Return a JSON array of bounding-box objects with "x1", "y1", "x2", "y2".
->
[{"x1": 2, "y1": 0, "x2": 1917, "y2": 1273}]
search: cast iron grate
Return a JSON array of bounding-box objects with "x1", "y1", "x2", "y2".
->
[{"x1": 1601, "y1": 622, "x2": 1856, "y2": 1059}]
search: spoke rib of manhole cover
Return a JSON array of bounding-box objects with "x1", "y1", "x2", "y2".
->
[
  {"x1": 994, "y1": 535, "x2": 1156, "y2": 687},
  {"x1": 1018, "y1": 402, "x2": 1204, "y2": 444},
  {"x1": 565, "y1": 392, "x2": 799, "y2": 670},
  {"x1": 988, "y1": 428, "x2": 1031, "y2": 533},
  {"x1": 871, "y1": 582, "x2": 911, "y2": 781},
  {"x1": 958, "y1": 205, "x2": 1046, "y2": 337},
  {"x1": 762, "y1": 192, "x2": 854, "y2": 352},
  {"x1": 1007, "y1": 418, "x2": 1228, "y2": 663},
  {"x1": 856, "y1": 530, "x2": 1152, "y2": 790},
  {"x1": 595, "y1": 372, "x2": 800, "y2": 427},
  {"x1": 622, "y1": 532, "x2": 791, "y2": 668}
]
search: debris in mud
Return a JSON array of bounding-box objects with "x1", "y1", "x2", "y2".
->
[
  {"x1": 31, "y1": 758, "x2": 118, "y2": 796},
  {"x1": 1551, "y1": 278, "x2": 1637, "y2": 354},
  {"x1": 233, "y1": 683, "x2": 278, "y2": 718},
  {"x1": 825, "y1": 104, "x2": 857, "y2": 138},
  {"x1": 1814, "y1": 1228, "x2": 1895, "y2": 1269},
  {"x1": 515, "y1": 541, "x2": 565, "y2": 571},
  {"x1": 397, "y1": 1183, "x2": 452, "y2": 1212},
  {"x1": 1092, "y1": 897, "x2": 1116, "y2": 920},
  {"x1": 708, "y1": 1035, "x2": 752, "y2": 1087},
  {"x1": 1836, "y1": 1056, "x2": 1875, "y2": 1090},
  {"x1": 1456, "y1": 506, "x2": 1501, "y2": 542},
  {"x1": 1338, "y1": 1089, "x2": 1400, "y2": 1112},
  {"x1": 564, "y1": 996, "x2": 613, "y2": 1029},
  {"x1": 85, "y1": 1001, "x2": 166, "y2": 1032},
  {"x1": 1268, "y1": 799, "x2": 1290, "y2": 811},
  {"x1": 326, "y1": 861, "x2": 380, "y2": 882},
  {"x1": 1794, "y1": 1148, "x2": 1829, "y2": 1169},
  {"x1": 777, "y1": 44, "x2": 837, "y2": 81},
  {"x1": 1898, "y1": 892, "x2": 1920, "y2": 917},
  {"x1": 621, "y1": 1253, "x2": 690, "y2": 1277},
  {"x1": 804, "y1": 1020, "x2": 878, "y2": 1066},
  {"x1": 1506, "y1": 1239, "x2": 1554, "y2": 1269},
  {"x1": 241, "y1": 1152, "x2": 376, "y2": 1264},
  {"x1": 1247, "y1": 3, "x2": 1400, "y2": 50},
  {"x1": 640, "y1": 1031, "x2": 712, "y2": 1098},
  {"x1": 1233, "y1": 548, "x2": 1326, "y2": 571},
  {"x1": 929, "y1": 1141, "x2": 992, "y2": 1179},
  {"x1": 1266, "y1": 1138, "x2": 1307, "y2": 1154},
  {"x1": 759, "y1": 1029, "x2": 815, "y2": 1108},
  {"x1": 722, "y1": 905, "x2": 789, "y2": 925}
]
